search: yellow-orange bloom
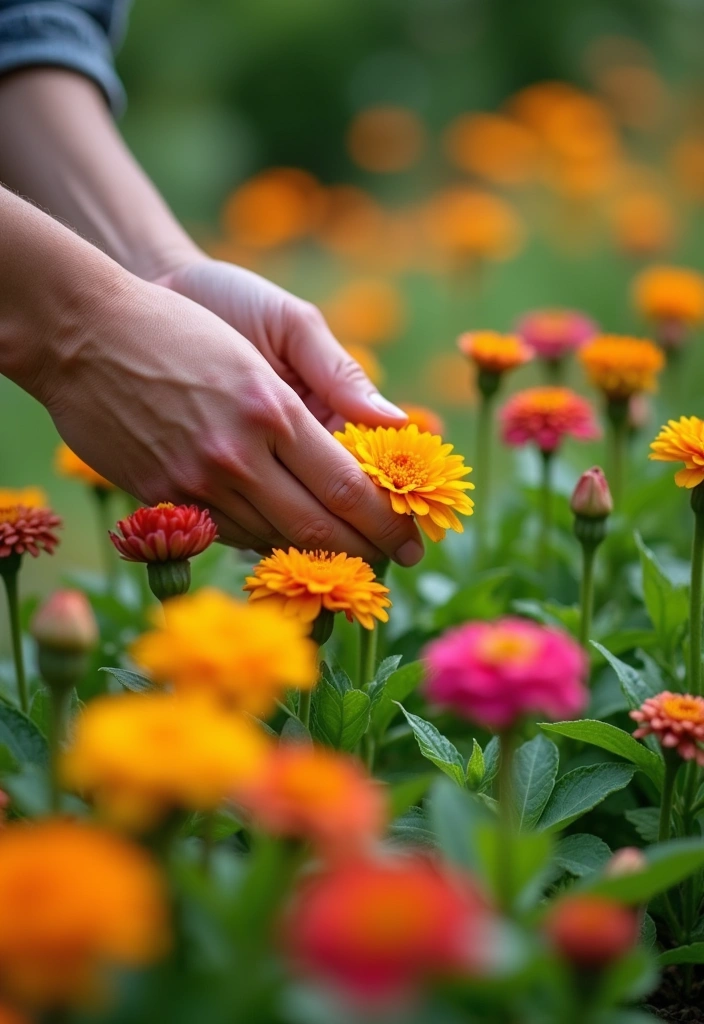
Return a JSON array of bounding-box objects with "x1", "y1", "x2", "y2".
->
[
  {"x1": 54, "y1": 444, "x2": 114, "y2": 490},
  {"x1": 458, "y1": 331, "x2": 533, "y2": 376},
  {"x1": 400, "y1": 404, "x2": 445, "y2": 436},
  {"x1": 130, "y1": 587, "x2": 318, "y2": 716},
  {"x1": 579, "y1": 335, "x2": 664, "y2": 400},
  {"x1": 443, "y1": 112, "x2": 539, "y2": 186},
  {"x1": 0, "y1": 488, "x2": 46, "y2": 510},
  {"x1": 222, "y1": 167, "x2": 323, "y2": 248},
  {"x1": 244, "y1": 548, "x2": 390, "y2": 631},
  {"x1": 610, "y1": 189, "x2": 675, "y2": 258},
  {"x1": 633, "y1": 266, "x2": 704, "y2": 329},
  {"x1": 422, "y1": 187, "x2": 522, "y2": 262},
  {"x1": 322, "y1": 278, "x2": 405, "y2": 347},
  {"x1": 62, "y1": 692, "x2": 268, "y2": 830},
  {"x1": 649, "y1": 416, "x2": 704, "y2": 488},
  {"x1": 335, "y1": 423, "x2": 474, "y2": 542},
  {"x1": 0, "y1": 819, "x2": 168, "y2": 1007}
]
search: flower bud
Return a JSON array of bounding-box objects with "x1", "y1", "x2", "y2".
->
[
  {"x1": 545, "y1": 895, "x2": 639, "y2": 969},
  {"x1": 605, "y1": 846, "x2": 647, "y2": 878},
  {"x1": 30, "y1": 591, "x2": 98, "y2": 654},
  {"x1": 570, "y1": 467, "x2": 613, "y2": 519}
]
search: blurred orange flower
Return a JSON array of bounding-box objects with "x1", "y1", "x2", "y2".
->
[
  {"x1": 223, "y1": 168, "x2": 323, "y2": 248},
  {"x1": 458, "y1": 331, "x2": 533, "y2": 375},
  {"x1": 610, "y1": 189, "x2": 676, "y2": 257},
  {"x1": 443, "y1": 112, "x2": 539, "y2": 186},
  {"x1": 346, "y1": 106, "x2": 426, "y2": 174},
  {"x1": 633, "y1": 265, "x2": 704, "y2": 341},
  {"x1": 315, "y1": 186, "x2": 387, "y2": 262},
  {"x1": 400, "y1": 404, "x2": 445, "y2": 436},
  {"x1": 671, "y1": 135, "x2": 704, "y2": 203},
  {"x1": 422, "y1": 187, "x2": 523, "y2": 263},
  {"x1": 322, "y1": 278, "x2": 405, "y2": 347},
  {"x1": 579, "y1": 335, "x2": 664, "y2": 400},
  {"x1": 55, "y1": 444, "x2": 114, "y2": 490}
]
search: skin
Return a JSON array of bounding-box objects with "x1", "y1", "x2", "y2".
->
[{"x1": 0, "y1": 69, "x2": 424, "y2": 566}]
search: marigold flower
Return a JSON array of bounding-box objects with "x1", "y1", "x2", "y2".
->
[
  {"x1": 400, "y1": 404, "x2": 445, "y2": 436},
  {"x1": 545, "y1": 895, "x2": 639, "y2": 969},
  {"x1": 130, "y1": 587, "x2": 317, "y2": 716},
  {"x1": 63, "y1": 692, "x2": 268, "y2": 829},
  {"x1": 443, "y1": 112, "x2": 539, "y2": 186},
  {"x1": 244, "y1": 548, "x2": 390, "y2": 631},
  {"x1": 335, "y1": 423, "x2": 474, "y2": 542},
  {"x1": 422, "y1": 187, "x2": 523, "y2": 263},
  {"x1": 109, "y1": 502, "x2": 217, "y2": 563},
  {"x1": 233, "y1": 744, "x2": 385, "y2": 855},
  {"x1": 0, "y1": 490, "x2": 61, "y2": 560},
  {"x1": 458, "y1": 330, "x2": 533, "y2": 376},
  {"x1": 649, "y1": 416, "x2": 704, "y2": 488},
  {"x1": 516, "y1": 309, "x2": 597, "y2": 362},
  {"x1": 283, "y1": 855, "x2": 494, "y2": 1001},
  {"x1": 500, "y1": 387, "x2": 600, "y2": 454},
  {"x1": 579, "y1": 335, "x2": 664, "y2": 400},
  {"x1": 423, "y1": 617, "x2": 588, "y2": 731},
  {"x1": 610, "y1": 189, "x2": 675, "y2": 257},
  {"x1": 0, "y1": 819, "x2": 168, "y2": 1006},
  {"x1": 54, "y1": 443, "x2": 114, "y2": 490},
  {"x1": 223, "y1": 167, "x2": 323, "y2": 248},
  {"x1": 633, "y1": 265, "x2": 704, "y2": 348},
  {"x1": 631, "y1": 691, "x2": 704, "y2": 765}
]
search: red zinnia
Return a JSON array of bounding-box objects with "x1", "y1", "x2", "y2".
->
[
  {"x1": 500, "y1": 387, "x2": 600, "y2": 453},
  {"x1": 109, "y1": 503, "x2": 217, "y2": 563},
  {"x1": 0, "y1": 492, "x2": 62, "y2": 560}
]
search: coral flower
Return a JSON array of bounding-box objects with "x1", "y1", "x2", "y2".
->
[
  {"x1": 283, "y1": 855, "x2": 494, "y2": 1002},
  {"x1": 649, "y1": 416, "x2": 704, "y2": 488},
  {"x1": 630, "y1": 691, "x2": 704, "y2": 765},
  {"x1": 579, "y1": 335, "x2": 664, "y2": 400},
  {"x1": 0, "y1": 490, "x2": 61, "y2": 560},
  {"x1": 335, "y1": 423, "x2": 474, "y2": 542},
  {"x1": 423, "y1": 617, "x2": 588, "y2": 731},
  {"x1": 400, "y1": 404, "x2": 445, "y2": 436},
  {"x1": 130, "y1": 587, "x2": 317, "y2": 716},
  {"x1": 458, "y1": 330, "x2": 533, "y2": 376},
  {"x1": 63, "y1": 692, "x2": 269, "y2": 830},
  {"x1": 55, "y1": 443, "x2": 114, "y2": 490},
  {"x1": 244, "y1": 548, "x2": 391, "y2": 630},
  {"x1": 0, "y1": 819, "x2": 168, "y2": 1007},
  {"x1": 633, "y1": 266, "x2": 704, "y2": 347},
  {"x1": 545, "y1": 896, "x2": 639, "y2": 969},
  {"x1": 500, "y1": 387, "x2": 600, "y2": 453},
  {"x1": 516, "y1": 309, "x2": 597, "y2": 362},
  {"x1": 109, "y1": 502, "x2": 217, "y2": 563},
  {"x1": 233, "y1": 744, "x2": 385, "y2": 855}
]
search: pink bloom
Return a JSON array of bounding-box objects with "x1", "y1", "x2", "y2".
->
[
  {"x1": 631, "y1": 691, "x2": 704, "y2": 765},
  {"x1": 570, "y1": 467, "x2": 613, "y2": 518},
  {"x1": 516, "y1": 309, "x2": 597, "y2": 362},
  {"x1": 423, "y1": 617, "x2": 588, "y2": 731},
  {"x1": 500, "y1": 387, "x2": 600, "y2": 454}
]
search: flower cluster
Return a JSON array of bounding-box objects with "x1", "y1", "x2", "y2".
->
[{"x1": 500, "y1": 386, "x2": 600, "y2": 453}]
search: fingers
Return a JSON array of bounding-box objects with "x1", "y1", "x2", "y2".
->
[{"x1": 205, "y1": 491, "x2": 291, "y2": 551}]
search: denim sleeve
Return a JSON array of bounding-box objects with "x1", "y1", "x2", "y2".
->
[{"x1": 0, "y1": 0, "x2": 132, "y2": 113}]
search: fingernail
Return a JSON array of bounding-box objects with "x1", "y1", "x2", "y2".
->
[
  {"x1": 394, "y1": 539, "x2": 424, "y2": 567},
  {"x1": 369, "y1": 393, "x2": 407, "y2": 419}
]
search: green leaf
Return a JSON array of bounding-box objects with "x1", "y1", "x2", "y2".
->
[
  {"x1": 538, "y1": 763, "x2": 637, "y2": 833},
  {"x1": 635, "y1": 532, "x2": 689, "y2": 655},
  {"x1": 511, "y1": 734, "x2": 559, "y2": 831},
  {"x1": 312, "y1": 680, "x2": 370, "y2": 751},
  {"x1": 99, "y1": 666, "x2": 154, "y2": 693},
  {"x1": 432, "y1": 568, "x2": 511, "y2": 629},
  {"x1": 480, "y1": 735, "x2": 500, "y2": 793},
  {"x1": 512, "y1": 599, "x2": 580, "y2": 636},
  {"x1": 319, "y1": 659, "x2": 352, "y2": 696},
  {"x1": 540, "y1": 720, "x2": 664, "y2": 788},
  {"x1": 181, "y1": 809, "x2": 242, "y2": 841},
  {"x1": 582, "y1": 838, "x2": 704, "y2": 904},
  {"x1": 658, "y1": 943, "x2": 704, "y2": 966},
  {"x1": 367, "y1": 655, "x2": 402, "y2": 701},
  {"x1": 476, "y1": 825, "x2": 553, "y2": 907},
  {"x1": 555, "y1": 833, "x2": 612, "y2": 877},
  {"x1": 279, "y1": 715, "x2": 312, "y2": 744},
  {"x1": 590, "y1": 643, "x2": 653, "y2": 710},
  {"x1": 395, "y1": 704, "x2": 465, "y2": 785},
  {"x1": 0, "y1": 696, "x2": 48, "y2": 766},
  {"x1": 465, "y1": 738, "x2": 484, "y2": 790},
  {"x1": 370, "y1": 661, "x2": 424, "y2": 737},
  {"x1": 389, "y1": 806, "x2": 436, "y2": 848},
  {"x1": 427, "y1": 778, "x2": 490, "y2": 870},
  {"x1": 388, "y1": 773, "x2": 435, "y2": 818},
  {"x1": 625, "y1": 807, "x2": 660, "y2": 843}
]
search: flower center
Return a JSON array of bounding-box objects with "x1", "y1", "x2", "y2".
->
[
  {"x1": 0, "y1": 507, "x2": 20, "y2": 525},
  {"x1": 377, "y1": 451, "x2": 429, "y2": 490},
  {"x1": 661, "y1": 695, "x2": 704, "y2": 723},
  {"x1": 156, "y1": 502, "x2": 175, "y2": 510},
  {"x1": 478, "y1": 629, "x2": 540, "y2": 667}
]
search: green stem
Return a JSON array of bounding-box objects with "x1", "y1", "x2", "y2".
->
[
  {"x1": 2, "y1": 567, "x2": 27, "y2": 713},
  {"x1": 545, "y1": 358, "x2": 565, "y2": 384},
  {"x1": 49, "y1": 687, "x2": 71, "y2": 813},
  {"x1": 357, "y1": 624, "x2": 378, "y2": 690},
  {"x1": 690, "y1": 511, "x2": 704, "y2": 697},
  {"x1": 498, "y1": 730, "x2": 516, "y2": 915},
  {"x1": 579, "y1": 544, "x2": 597, "y2": 649},
  {"x1": 298, "y1": 688, "x2": 312, "y2": 729},
  {"x1": 474, "y1": 389, "x2": 494, "y2": 554},
  {"x1": 607, "y1": 398, "x2": 629, "y2": 510},
  {"x1": 92, "y1": 486, "x2": 118, "y2": 592},
  {"x1": 539, "y1": 449, "x2": 553, "y2": 569},
  {"x1": 200, "y1": 810, "x2": 215, "y2": 873},
  {"x1": 659, "y1": 755, "x2": 680, "y2": 843}
]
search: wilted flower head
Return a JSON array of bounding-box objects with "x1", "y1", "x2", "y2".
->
[
  {"x1": 545, "y1": 895, "x2": 639, "y2": 969},
  {"x1": 500, "y1": 387, "x2": 600, "y2": 453},
  {"x1": 30, "y1": 590, "x2": 98, "y2": 654},
  {"x1": 633, "y1": 265, "x2": 704, "y2": 347},
  {"x1": 0, "y1": 489, "x2": 61, "y2": 561},
  {"x1": 570, "y1": 467, "x2": 613, "y2": 518},
  {"x1": 516, "y1": 309, "x2": 597, "y2": 362},
  {"x1": 400, "y1": 404, "x2": 445, "y2": 437},
  {"x1": 458, "y1": 331, "x2": 533, "y2": 376},
  {"x1": 649, "y1": 416, "x2": 704, "y2": 488},
  {"x1": 109, "y1": 503, "x2": 217, "y2": 563},
  {"x1": 423, "y1": 617, "x2": 588, "y2": 731},
  {"x1": 579, "y1": 335, "x2": 664, "y2": 400},
  {"x1": 631, "y1": 691, "x2": 704, "y2": 765},
  {"x1": 55, "y1": 444, "x2": 114, "y2": 490}
]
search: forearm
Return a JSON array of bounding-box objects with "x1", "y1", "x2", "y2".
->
[{"x1": 0, "y1": 68, "x2": 199, "y2": 280}]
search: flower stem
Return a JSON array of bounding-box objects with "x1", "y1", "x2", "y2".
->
[
  {"x1": 474, "y1": 388, "x2": 494, "y2": 554},
  {"x1": 539, "y1": 449, "x2": 553, "y2": 568},
  {"x1": 1, "y1": 565, "x2": 27, "y2": 713},
  {"x1": 49, "y1": 687, "x2": 71, "y2": 812},
  {"x1": 298, "y1": 688, "x2": 312, "y2": 729},
  {"x1": 356, "y1": 624, "x2": 378, "y2": 690},
  {"x1": 607, "y1": 398, "x2": 629, "y2": 510},
  {"x1": 579, "y1": 544, "x2": 597, "y2": 649},
  {"x1": 659, "y1": 755, "x2": 680, "y2": 843},
  {"x1": 690, "y1": 509, "x2": 704, "y2": 697},
  {"x1": 92, "y1": 486, "x2": 117, "y2": 592},
  {"x1": 498, "y1": 730, "x2": 516, "y2": 915}
]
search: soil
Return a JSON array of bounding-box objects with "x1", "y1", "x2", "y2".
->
[{"x1": 645, "y1": 969, "x2": 704, "y2": 1021}]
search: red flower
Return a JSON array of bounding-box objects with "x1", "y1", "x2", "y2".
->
[
  {"x1": 545, "y1": 895, "x2": 639, "y2": 968},
  {"x1": 0, "y1": 505, "x2": 62, "y2": 559},
  {"x1": 109, "y1": 504, "x2": 217, "y2": 563}
]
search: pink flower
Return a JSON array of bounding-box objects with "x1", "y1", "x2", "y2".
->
[
  {"x1": 630, "y1": 691, "x2": 704, "y2": 765},
  {"x1": 516, "y1": 309, "x2": 597, "y2": 362},
  {"x1": 570, "y1": 467, "x2": 613, "y2": 518},
  {"x1": 500, "y1": 387, "x2": 600, "y2": 454},
  {"x1": 423, "y1": 617, "x2": 588, "y2": 731}
]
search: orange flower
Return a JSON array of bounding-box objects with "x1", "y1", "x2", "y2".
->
[
  {"x1": 631, "y1": 691, "x2": 704, "y2": 764},
  {"x1": 650, "y1": 416, "x2": 704, "y2": 488},
  {"x1": 335, "y1": 423, "x2": 474, "y2": 542},
  {"x1": 244, "y1": 548, "x2": 390, "y2": 630},
  {"x1": 443, "y1": 112, "x2": 539, "y2": 186},
  {"x1": 671, "y1": 134, "x2": 704, "y2": 203},
  {"x1": 400, "y1": 404, "x2": 445, "y2": 436},
  {"x1": 610, "y1": 189, "x2": 676, "y2": 257},
  {"x1": 109, "y1": 503, "x2": 217, "y2": 563},
  {"x1": 233, "y1": 744, "x2": 385, "y2": 855},
  {"x1": 633, "y1": 266, "x2": 704, "y2": 345},
  {"x1": 422, "y1": 187, "x2": 523, "y2": 263},
  {"x1": 579, "y1": 335, "x2": 664, "y2": 400},
  {"x1": 222, "y1": 168, "x2": 323, "y2": 248},
  {"x1": 322, "y1": 278, "x2": 405, "y2": 347},
  {"x1": 545, "y1": 895, "x2": 638, "y2": 968},
  {"x1": 54, "y1": 443, "x2": 114, "y2": 490},
  {"x1": 458, "y1": 331, "x2": 533, "y2": 376},
  {"x1": 346, "y1": 106, "x2": 426, "y2": 174}
]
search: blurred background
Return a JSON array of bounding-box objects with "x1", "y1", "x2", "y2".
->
[{"x1": 4, "y1": 0, "x2": 704, "y2": 592}]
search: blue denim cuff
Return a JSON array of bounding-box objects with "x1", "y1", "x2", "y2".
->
[{"x1": 0, "y1": 2, "x2": 125, "y2": 112}]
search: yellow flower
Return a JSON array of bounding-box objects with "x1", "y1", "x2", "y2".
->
[
  {"x1": 0, "y1": 819, "x2": 168, "y2": 1007},
  {"x1": 55, "y1": 443, "x2": 114, "y2": 490},
  {"x1": 0, "y1": 488, "x2": 46, "y2": 510},
  {"x1": 130, "y1": 587, "x2": 318, "y2": 716},
  {"x1": 633, "y1": 266, "x2": 704, "y2": 327},
  {"x1": 62, "y1": 692, "x2": 269, "y2": 830},
  {"x1": 649, "y1": 416, "x2": 704, "y2": 488},
  {"x1": 334, "y1": 423, "x2": 474, "y2": 542},
  {"x1": 457, "y1": 331, "x2": 533, "y2": 375},
  {"x1": 244, "y1": 549, "x2": 391, "y2": 630},
  {"x1": 579, "y1": 335, "x2": 664, "y2": 400}
]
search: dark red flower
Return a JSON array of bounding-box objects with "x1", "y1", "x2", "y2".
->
[
  {"x1": 0, "y1": 505, "x2": 62, "y2": 559},
  {"x1": 109, "y1": 504, "x2": 217, "y2": 563}
]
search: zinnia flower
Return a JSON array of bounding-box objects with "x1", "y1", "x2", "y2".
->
[
  {"x1": 130, "y1": 587, "x2": 317, "y2": 716},
  {"x1": 334, "y1": 423, "x2": 474, "y2": 542},
  {"x1": 233, "y1": 744, "x2": 385, "y2": 856},
  {"x1": 630, "y1": 691, "x2": 704, "y2": 765},
  {"x1": 458, "y1": 331, "x2": 533, "y2": 376},
  {"x1": 0, "y1": 490, "x2": 61, "y2": 560},
  {"x1": 0, "y1": 819, "x2": 168, "y2": 1006},
  {"x1": 500, "y1": 387, "x2": 600, "y2": 453},
  {"x1": 570, "y1": 467, "x2": 613, "y2": 518},
  {"x1": 62, "y1": 692, "x2": 268, "y2": 829},
  {"x1": 283, "y1": 855, "x2": 494, "y2": 1002},
  {"x1": 55, "y1": 443, "x2": 114, "y2": 490},
  {"x1": 423, "y1": 617, "x2": 588, "y2": 731},
  {"x1": 400, "y1": 404, "x2": 445, "y2": 436},
  {"x1": 649, "y1": 416, "x2": 704, "y2": 488},
  {"x1": 516, "y1": 309, "x2": 597, "y2": 362},
  {"x1": 579, "y1": 335, "x2": 664, "y2": 400},
  {"x1": 109, "y1": 502, "x2": 217, "y2": 563},
  {"x1": 30, "y1": 590, "x2": 99, "y2": 654},
  {"x1": 545, "y1": 896, "x2": 639, "y2": 969},
  {"x1": 244, "y1": 548, "x2": 390, "y2": 631},
  {"x1": 633, "y1": 265, "x2": 704, "y2": 348},
  {"x1": 422, "y1": 187, "x2": 523, "y2": 263}
]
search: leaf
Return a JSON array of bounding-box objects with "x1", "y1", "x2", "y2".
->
[
  {"x1": 658, "y1": 943, "x2": 704, "y2": 966},
  {"x1": 0, "y1": 697, "x2": 48, "y2": 766},
  {"x1": 582, "y1": 838, "x2": 704, "y2": 904},
  {"x1": 465, "y1": 738, "x2": 484, "y2": 790},
  {"x1": 395, "y1": 704, "x2": 466, "y2": 785},
  {"x1": 367, "y1": 655, "x2": 402, "y2": 701},
  {"x1": 388, "y1": 774, "x2": 435, "y2": 818},
  {"x1": 590, "y1": 643, "x2": 653, "y2": 710},
  {"x1": 635, "y1": 532, "x2": 689, "y2": 655},
  {"x1": 427, "y1": 778, "x2": 491, "y2": 870},
  {"x1": 389, "y1": 806, "x2": 436, "y2": 848},
  {"x1": 480, "y1": 735, "x2": 500, "y2": 793},
  {"x1": 319, "y1": 659, "x2": 352, "y2": 696},
  {"x1": 476, "y1": 825, "x2": 553, "y2": 908},
  {"x1": 540, "y1": 720, "x2": 664, "y2": 788},
  {"x1": 279, "y1": 715, "x2": 312, "y2": 744},
  {"x1": 432, "y1": 568, "x2": 511, "y2": 629},
  {"x1": 312, "y1": 680, "x2": 370, "y2": 751},
  {"x1": 538, "y1": 763, "x2": 637, "y2": 833},
  {"x1": 555, "y1": 833, "x2": 612, "y2": 877},
  {"x1": 370, "y1": 661, "x2": 424, "y2": 738},
  {"x1": 625, "y1": 807, "x2": 660, "y2": 844},
  {"x1": 511, "y1": 734, "x2": 559, "y2": 831},
  {"x1": 512, "y1": 599, "x2": 580, "y2": 636},
  {"x1": 99, "y1": 666, "x2": 154, "y2": 694}
]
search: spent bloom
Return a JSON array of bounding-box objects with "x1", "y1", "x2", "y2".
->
[
  {"x1": 233, "y1": 744, "x2": 385, "y2": 856},
  {"x1": 283, "y1": 855, "x2": 494, "y2": 1002},
  {"x1": 130, "y1": 587, "x2": 317, "y2": 716},
  {"x1": 55, "y1": 443, "x2": 114, "y2": 490},
  {"x1": 579, "y1": 335, "x2": 664, "y2": 400},
  {"x1": 0, "y1": 489, "x2": 61, "y2": 561},
  {"x1": 62, "y1": 692, "x2": 268, "y2": 830},
  {"x1": 458, "y1": 330, "x2": 533, "y2": 376},
  {"x1": 0, "y1": 819, "x2": 168, "y2": 1007},
  {"x1": 570, "y1": 467, "x2": 613, "y2": 518},
  {"x1": 516, "y1": 309, "x2": 597, "y2": 363},
  {"x1": 545, "y1": 896, "x2": 639, "y2": 969},
  {"x1": 649, "y1": 416, "x2": 704, "y2": 488},
  {"x1": 244, "y1": 548, "x2": 391, "y2": 630},
  {"x1": 109, "y1": 502, "x2": 217, "y2": 563},
  {"x1": 500, "y1": 387, "x2": 600, "y2": 453},
  {"x1": 335, "y1": 423, "x2": 474, "y2": 542},
  {"x1": 423, "y1": 617, "x2": 588, "y2": 731},
  {"x1": 400, "y1": 404, "x2": 445, "y2": 437},
  {"x1": 633, "y1": 265, "x2": 704, "y2": 347},
  {"x1": 30, "y1": 590, "x2": 99, "y2": 654},
  {"x1": 631, "y1": 691, "x2": 704, "y2": 765}
]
